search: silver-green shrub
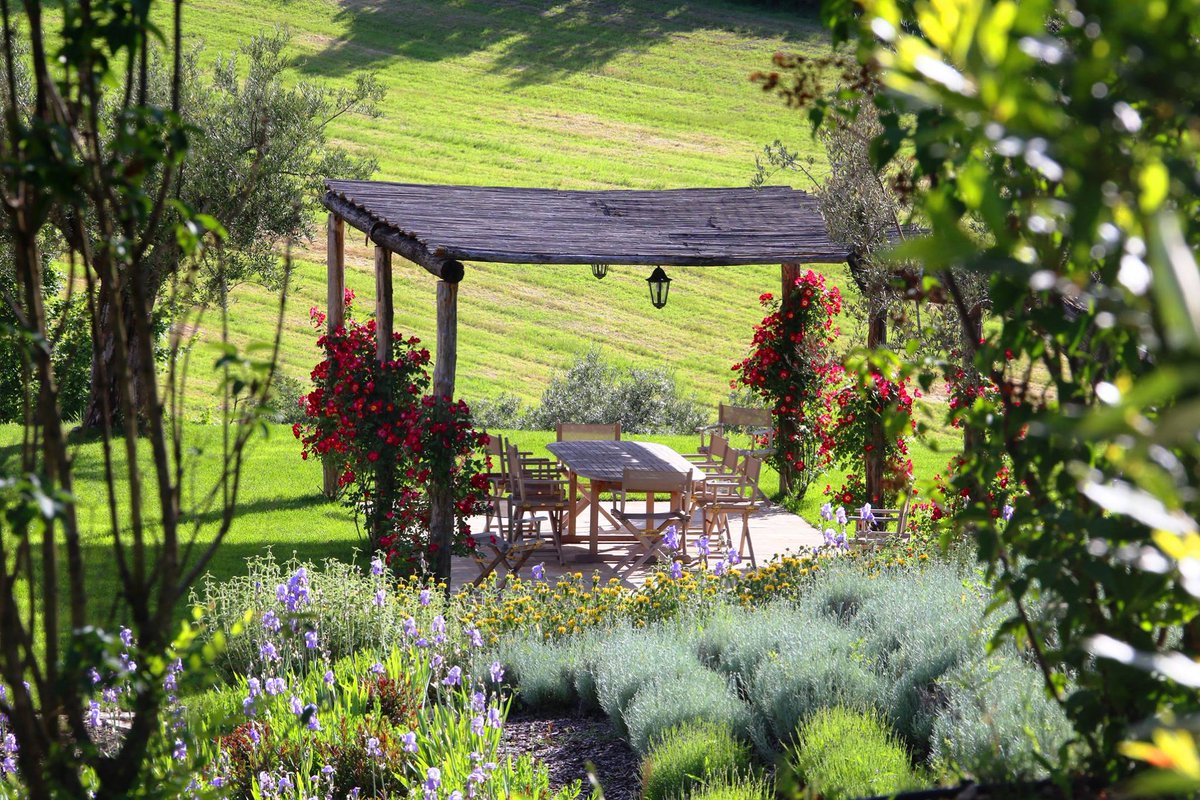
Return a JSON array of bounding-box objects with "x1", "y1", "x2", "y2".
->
[
  {"x1": 747, "y1": 619, "x2": 883, "y2": 746},
  {"x1": 624, "y1": 669, "x2": 753, "y2": 756},
  {"x1": 693, "y1": 602, "x2": 808, "y2": 689},
  {"x1": 930, "y1": 654, "x2": 1074, "y2": 781},
  {"x1": 594, "y1": 627, "x2": 702, "y2": 735}
]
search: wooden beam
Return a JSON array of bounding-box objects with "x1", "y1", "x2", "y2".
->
[
  {"x1": 431, "y1": 280, "x2": 458, "y2": 587},
  {"x1": 321, "y1": 191, "x2": 465, "y2": 283},
  {"x1": 323, "y1": 214, "x2": 345, "y2": 498},
  {"x1": 375, "y1": 246, "x2": 393, "y2": 363}
]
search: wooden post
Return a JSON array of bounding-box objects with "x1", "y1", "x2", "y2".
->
[
  {"x1": 431, "y1": 280, "x2": 458, "y2": 587},
  {"x1": 777, "y1": 263, "x2": 801, "y2": 496},
  {"x1": 323, "y1": 214, "x2": 345, "y2": 498},
  {"x1": 370, "y1": 245, "x2": 395, "y2": 553},
  {"x1": 375, "y1": 246, "x2": 393, "y2": 363}
]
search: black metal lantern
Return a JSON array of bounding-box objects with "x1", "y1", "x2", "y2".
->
[
  {"x1": 646, "y1": 266, "x2": 671, "y2": 309},
  {"x1": 591, "y1": 263, "x2": 609, "y2": 280}
]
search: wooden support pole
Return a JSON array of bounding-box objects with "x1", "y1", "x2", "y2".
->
[
  {"x1": 431, "y1": 280, "x2": 458, "y2": 587},
  {"x1": 323, "y1": 214, "x2": 345, "y2": 498},
  {"x1": 375, "y1": 246, "x2": 393, "y2": 363},
  {"x1": 777, "y1": 263, "x2": 801, "y2": 496},
  {"x1": 371, "y1": 245, "x2": 395, "y2": 552}
]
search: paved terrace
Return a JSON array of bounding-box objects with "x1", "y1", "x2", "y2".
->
[{"x1": 449, "y1": 501, "x2": 822, "y2": 590}]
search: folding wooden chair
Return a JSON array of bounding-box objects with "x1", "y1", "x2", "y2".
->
[
  {"x1": 696, "y1": 403, "x2": 775, "y2": 456},
  {"x1": 481, "y1": 433, "x2": 510, "y2": 535},
  {"x1": 556, "y1": 422, "x2": 621, "y2": 441},
  {"x1": 683, "y1": 433, "x2": 732, "y2": 475},
  {"x1": 470, "y1": 517, "x2": 545, "y2": 587},
  {"x1": 506, "y1": 442, "x2": 569, "y2": 565},
  {"x1": 611, "y1": 469, "x2": 693, "y2": 577},
  {"x1": 847, "y1": 495, "x2": 912, "y2": 551},
  {"x1": 698, "y1": 455, "x2": 764, "y2": 567}
]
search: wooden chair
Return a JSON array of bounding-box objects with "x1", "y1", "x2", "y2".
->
[
  {"x1": 847, "y1": 495, "x2": 912, "y2": 551},
  {"x1": 556, "y1": 422, "x2": 621, "y2": 441},
  {"x1": 698, "y1": 455, "x2": 764, "y2": 567},
  {"x1": 683, "y1": 433, "x2": 731, "y2": 475},
  {"x1": 506, "y1": 442, "x2": 569, "y2": 565},
  {"x1": 697, "y1": 403, "x2": 774, "y2": 455},
  {"x1": 481, "y1": 433, "x2": 510, "y2": 535},
  {"x1": 470, "y1": 517, "x2": 544, "y2": 587},
  {"x1": 611, "y1": 469, "x2": 692, "y2": 577}
]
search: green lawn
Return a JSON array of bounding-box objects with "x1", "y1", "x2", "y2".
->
[{"x1": 147, "y1": 0, "x2": 849, "y2": 418}]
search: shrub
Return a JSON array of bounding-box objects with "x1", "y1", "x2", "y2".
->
[
  {"x1": 191, "y1": 554, "x2": 462, "y2": 678},
  {"x1": 930, "y1": 654, "x2": 1075, "y2": 782},
  {"x1": 522, "y1": 349, "x2": 708, "y2": 435},
  {"x1": 624, "y1": 669, "x2": 752, "y2": 756},
  {"x1": 785, "y1": 707, "x2": 919, "y2": 800},
  {"x1": 748, "y1": 620, "x2": 883, "y2": 746},
  {"x1": 472, "y1": 392, "x2": 524, "y2": 430},
  {"x1": 687, "y1": 772, "x2": 774, "y2": 800},
  {"x1": 641, "y1": 720, "x2": 754, "y2": 800},
  {"x1": 693, "y1": 603, "x2": 809, "y2": 689},
  {"x1": 594, "y1": 628, "x2": 701, "y2": 735},
  {"x1": 487, "y1": 637, "x2": 577, "y2": 710}
]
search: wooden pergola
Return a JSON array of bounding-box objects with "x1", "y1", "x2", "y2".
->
[{"x1": 320, "y1": 179, "x2": 848, "y2": 580}]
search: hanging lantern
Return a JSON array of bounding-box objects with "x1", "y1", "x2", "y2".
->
[
  {"x1": 646, "y1": 266, "x2": 671, "y2": 309},
  {"x1": 591, "y1": 263, "x2": 609, "y2": 280}
]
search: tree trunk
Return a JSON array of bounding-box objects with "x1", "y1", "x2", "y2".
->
[
  {"x1": 81, "y1": 282, "x2": 156, "y2": 431},
  {"x1": 865, "y1": 308, "x2": 888, "y2": 505}
]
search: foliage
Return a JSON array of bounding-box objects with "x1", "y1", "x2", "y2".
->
[
  {"x1": 593, "y1": 627, "x2": 702, "y2": 736},
  {"x1": 520, "y1": 349, "x2": 709, "y2": 435},
  {"x1": 686, "y1": 772, "x2": 774, "y2": 800},
  {"x1": 795, "y1": 0, "x2": 1200, "y2": 775},
  {"x1": 823, "y1": 361, "x2": 916, "y2": 506},
  {"x1": 782, "y1": 707, "x2": 921, "y2": 800},
  {"x1": 930, "y1": 654, "x2": 1075, "y2": 783},
  {"x1": 641, "y1": 720, "x2": 754, "y2": 800},
  {"x1": 0, "y1": 2, "x2": 288, "y2": 796},
  {"x1": 296, "y1": 298, "x2": 489, "y2": 572},
  {"x1": 732, "y1": 271, "x2": 842, "y2": 499},
  {"x1": 624, "y1": 670, "x2": 753, "y2": 756}
]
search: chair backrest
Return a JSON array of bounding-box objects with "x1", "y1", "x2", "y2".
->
[
  {"x1": 741, "y1": 454, "x2": 764, "y2": 488},
  {"x1": 556, "y1": 422, "x2": 621, "y2": 442},
  {"x1": 719, "y1": 403, "x2": 771, "y2": 429},
  {"x1": 620, "y1": 468, "x2": 691, "y2": 501},
  {"x1": 708, "y1": 434, "x2": 728, "y2": 462},
  {"x1": 721, "y1": 445, "x2": 742, "y2": 474},
  {"x1": 484, "y1": 433, "x2": 507, "y2": 478}
]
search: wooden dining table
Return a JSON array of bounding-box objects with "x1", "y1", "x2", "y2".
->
[{"x1": 545, "y1": 440, "x2": 707, "y2": 561}]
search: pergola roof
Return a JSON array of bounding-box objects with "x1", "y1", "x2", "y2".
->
[{"x1": 321, "y1": 180, "x2": 847, "y2": 281}]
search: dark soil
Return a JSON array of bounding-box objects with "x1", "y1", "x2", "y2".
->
[{"x1": 499, "y1": 710, "x2": 641, "y2": 800}]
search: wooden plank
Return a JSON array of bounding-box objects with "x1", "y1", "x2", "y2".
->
[
  {"x1": 430, "y1": 280, "x2": 458, "y2": 586},
  {"x1": 375, "y1": 246, "x2": 393, "y2": 363},
  {"x1": 323, "y1": 214, "x2": 345, "y2": 498},
  {"x1": 321, "y1": 191, "x2": 465, "y2": 282}
]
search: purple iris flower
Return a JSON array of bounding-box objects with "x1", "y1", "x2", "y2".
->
[
  {"x1": 490, "y1": 661, "x2": 504, "y2": 684},
  {"x1": 835, "y1": 506, "x2": 847, "y2": 526},
  {"x1": 419, "y1": 588, "x2": 432, "y2": 606},
  {"x1": 323, "y1": 670, "x2": 335, "y2": 686},
  {"x1": 820, "y1": 502, "x2": 833, "y2": 521},
  {"x1": 471, "y1": 715, "x2": 485, "y2": 735},
  {"x1": 468, "y1": 628, "x2": 483, "y2": 648},
  {"x1": 432, "y1": 615, "x2": 446, "y2": 635},
  {"x1": 531, "y1": 563, "x2": 545, "y2": 580},
  {"x1": 423, "y1": 767, "x2": 441, "y2": 800},
  {"x1": 697, "y1": 536, "x2": 710, "y2": 557},
  {"x1": 487, "y1": 706, "x2": 503, "y2": 728},
  {"x1": 172, "y1": 739, "x2": 186, "y2": 761},
  {"x1": 370, "y1": 557, "x2": 385, "y2": 576},
  {"x1": 443, "y1": 666, "x2": 462, "y2": 686},
  {"x1": 304, "y1": 630, "x2": 319, "y2": 649},
  {"x1": 371, "y1": 662, "x2": 386, "y2": 676},
  {"x1": 662, "y1": 525, "x2": 679, "y2": 551},
  {"x1": 88, "y1": 700, "x2": 101, "y2": 728},
  {"x1": 471, "y1": 691, "x2": 486, "y2": 711},
  {"x1": 401, "y1": 731, "x2": 418, "y2": 753},
  {"x1": 712, "y1": 560, "x2": 726, "y2": 577},
  {"x1": 404, "y1": 617, "x2": 418, "y2": 637},
  {"x1": 373, "y1": 589, "x2": 386, "y2": 607},
  {"x1": 860, "y1": 503, "x2": 876, "y2": 527},
  {"x1": 1002, "y1": 504, "x2": 1014, "y2": 522},
  {"x1": 365, "y1": 737, "x2": 381, "y2": 758},
  {"x1": 669, "y1": 561, "x2": 683, "y2": 579},
  {"x1": 119, "y1": 627, "x2": 134, "y2": 648}
]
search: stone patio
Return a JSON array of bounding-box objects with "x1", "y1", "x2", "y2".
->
[{"x1": 450, "y1": 500, "x2": 822, "y2": 590}]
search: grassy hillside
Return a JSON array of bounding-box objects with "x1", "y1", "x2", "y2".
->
[{"x1": 173, "y1": 0, "x2": 843, "y2": 416}]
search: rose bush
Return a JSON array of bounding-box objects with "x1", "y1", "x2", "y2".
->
[
  {"x1": 296, "y1": 293, "x2": 488, "y2": 573},
  {"x1": 732, "y1": 270, "x2": 843, "y2": 498}
]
